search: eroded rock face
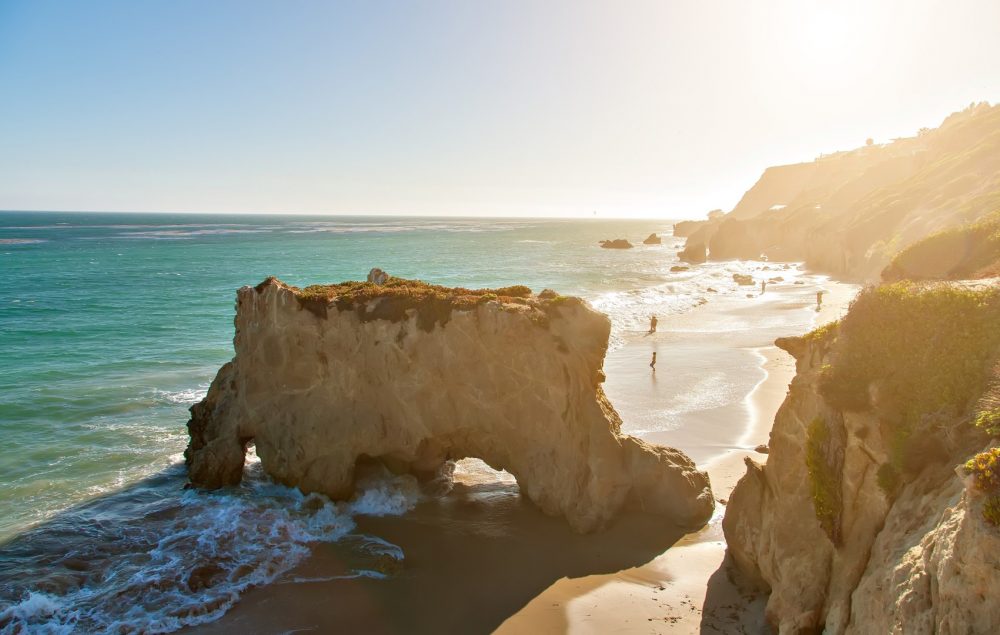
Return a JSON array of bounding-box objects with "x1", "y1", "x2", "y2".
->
[
  {"x1": 185, "y1": 277, "x2": 714, "y2": 533},
  {"x1": 723, "y1": 284, "x2": 1000, "y2": 633}
]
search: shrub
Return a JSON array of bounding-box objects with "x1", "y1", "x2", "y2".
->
[
  {"x1": 983, "y1": 495, "x2": 1000, "y2": 526},
  {"x1": 803, "y1": 320, "x2": 839, "y2": 344},
  {"x1": 883, "y1": 210, "x2": 1000, "y2": 281},
  {"x1": 817, "y1": 283, "x2": 1000, "y2": 486},
  {"x1": 876, "y1": 462, "x2": 901, "y2": 499},
  {"x1": 974, "y1": 408, "x2": 1000, "y2": 436},
  {"x1": 805, "y1": 417, "x2": 842, "y2": 543},
  {"x1": 964, "y1": 447, "x2": 1000, "y2": 492}
]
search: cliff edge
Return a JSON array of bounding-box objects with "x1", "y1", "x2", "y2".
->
[
  {"x1": 723, "y1": 280, "x2": 1000, "y2": 632},
  {"x1": 185, "y1": 277, "x2": 714, "y2": 533}
]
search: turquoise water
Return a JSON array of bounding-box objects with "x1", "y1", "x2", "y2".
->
[
  {"x1": 6, "y1": 212, "x2": 760, "y2": 632},
  {"x1": 0, "y1": 212, "x2": 840, "y2": 633},
  {"x1": 0, "y1": 213, "x2": 688, "y2": 540}
]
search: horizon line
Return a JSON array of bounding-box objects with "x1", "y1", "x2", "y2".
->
[{"x1": 0, "y1": 209, "x2": 695, "y2": 222}]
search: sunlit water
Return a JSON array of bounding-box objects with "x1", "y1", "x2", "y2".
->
[{"x1": 0, "y1": 212, "x2": 826, "y2": 633}]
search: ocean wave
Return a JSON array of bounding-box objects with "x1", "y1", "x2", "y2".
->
[
  {"x1": 0, "y1": 456, "x2": 416, "y2": 634},
  {"x1": 152, "y1": 386, "x2": 209, "y2": 406},
  {"x1": 0, "y1": 239, "x2": 46, "y2": 245},
  {"x1": 119, "y1": 229, "x2": 272, "y2": 239}
]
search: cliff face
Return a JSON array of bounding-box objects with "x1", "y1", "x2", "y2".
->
[
  {"x1": 683, "y1": 102, "x2": 1000, "y2": 280},
  {"x1": 723, "y1": 281, "x2": 1000, "y2": 633},
  {"x1": 185, "y1": 277, "x2": 714, "y2": 533}
]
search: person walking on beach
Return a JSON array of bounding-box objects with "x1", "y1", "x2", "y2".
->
[
  {"x1": 816, "y1": 290, "x2": 824, "y2": 309},
  {"x1": 648, "y1": 315, "x2": 658, "y2": 334},
  {"x1": 761, "y1": 280, "x2": 766, "y2": 294},
  {"x1": 649, "y1": 352, "x2": 657, "y2": 372}
]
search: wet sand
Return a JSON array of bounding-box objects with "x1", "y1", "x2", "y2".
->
[{"x1": 187, "y1": 273, "x2": 857, "y2": 635}]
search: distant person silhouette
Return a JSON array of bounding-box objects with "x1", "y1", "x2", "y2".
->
[
  {"x1": 761, "y1": 280, "x2": 766, "y2": 294},
  {"x1": 650, "y1": 352, "x2": 657, "y2": 371},
  {"x1": 648, "y1": 315, "x2": 658, "y2": 334},
  {"x1": 816, "y1": 290, "x2": 824, "y2": 309}
]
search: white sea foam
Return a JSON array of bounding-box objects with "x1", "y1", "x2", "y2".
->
[
  {"x1": 153, "y1": 386, "x2": 209, "y2": 405},
  {"x1": 0, "y1": 238, "x2": 46, "y2": 245},
  {"x1": 0, "y1": 457, "x2": 416, "y2": 634},
  {"x1": 0, "y1": 592, "x2": 75, "y2": 634}
]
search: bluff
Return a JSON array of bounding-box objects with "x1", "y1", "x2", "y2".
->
[
  {"x1": 185, "y1": 277, "x2": 714, "y2": 533},
  {"x1": 679, "y1": 102, "x2": 1000, "y2": 279},
  {"x1": 723, "y1": 280, "x2": 1000, "y2": 632}
]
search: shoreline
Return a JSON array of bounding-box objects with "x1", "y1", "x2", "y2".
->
[
  {"x1": 187, "y1": 271, "x2": 858, "y2": 635},
  {"x1": 496, "y1": 277, "x2": 856, "y2": 633}
]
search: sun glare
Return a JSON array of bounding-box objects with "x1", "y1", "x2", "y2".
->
[{"x1": 798, "y1": 6, "x2": 859, "y2": 73}]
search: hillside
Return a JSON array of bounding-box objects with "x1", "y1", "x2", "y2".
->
[{"x1": 678, "y1": 102, "x2": 1000, "y2": 279}]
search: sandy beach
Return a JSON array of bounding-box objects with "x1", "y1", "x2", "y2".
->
[{"x1": 186, "y1": 272, "x2": 858, "y2": 635}]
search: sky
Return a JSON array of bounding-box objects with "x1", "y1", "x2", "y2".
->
[{"x1": 1, "y1": 0, "x2": 999, "y2": 219}]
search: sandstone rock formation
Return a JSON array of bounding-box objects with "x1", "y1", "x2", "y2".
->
[
  {"x1": 186, "y1": 277, "x2": 714, "y2": 533},
  {"x1": 732, "y1": 273, "x2": 754, "y2": 286},
  {"x1": 723, "y1": 281, "x2": 1000, "y2": 633},
  {"x1": 672, "y1": 220, "x2": 706, "y2": 238},
  {"x1": 642, "y1": 233, "x2": 662, "y2": 245},
  {"x1": 599, "y1": 238, "x2": 634, "y2": 249}
]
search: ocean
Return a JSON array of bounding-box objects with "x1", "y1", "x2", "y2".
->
[{"x1": 0, "y1": 212, "x2": 828, "y2": 633}]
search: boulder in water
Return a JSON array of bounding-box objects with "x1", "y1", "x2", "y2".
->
[{"x1": 599, "y1": 239, "x2": 634, "y2": 249}]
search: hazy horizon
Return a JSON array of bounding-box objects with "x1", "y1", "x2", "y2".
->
[{"x1": 2, "y1": 0, "x2": 999, "y2": 219}]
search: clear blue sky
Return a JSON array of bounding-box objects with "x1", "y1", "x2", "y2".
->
[{"x1": 2, "y1": 0, "x2": 999, "y2": 218}]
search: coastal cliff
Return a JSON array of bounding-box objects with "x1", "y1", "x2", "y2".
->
[
  {"x1": 185, "y1": 277, "x2": 714, "y2": 533},
  {"x1": 723, "y1": 280, "x2": 1000, "y2": 632},
  {"x1": 678, "y1": 102, "x2": 1000, "y2": 279}
]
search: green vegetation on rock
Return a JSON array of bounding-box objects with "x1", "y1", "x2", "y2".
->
[
  {"x1": 974, "y1": 408, "x2": 1000, "y2": 437},
  {"x1": 965, "y1": 447, "x2": 1000, "y2": 492},
  {"x1": 883, "y1": 210, "x2": 1000, "y2": 281},
  {"x1": 818, "y1": 282, "x2": 1000, "y2": 482},
  {"x1": 983, "y1": 495, "x2": 1000, "y2": 527},
  {"x1": 254, "y1": 276, "x2": 583, "y2": 332},
  {"x1": 965, "y1": 447, "x2": 1000, "y2": 527},
  {"x1": 805, "y1": 417, "x2": 842, "y2": 544},
  {"x1": 876, "y1": 462, "x2": 902, "y2": 500}
]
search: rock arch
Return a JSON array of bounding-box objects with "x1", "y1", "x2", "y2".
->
[{"x1": 185, "y1": 277, "x2": 713, "y2": 533}]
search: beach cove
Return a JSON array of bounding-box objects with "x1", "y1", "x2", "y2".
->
[
  {"x1": 186, "y1": 264, "x2": 857, "y2": 634},
  {"x1": 0, "y1": 212, "x2": 856, "y2": 633}
]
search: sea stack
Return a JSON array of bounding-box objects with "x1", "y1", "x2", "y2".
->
[{"x1": 185, "y1": 277, "x2": 714, "y2": 533}]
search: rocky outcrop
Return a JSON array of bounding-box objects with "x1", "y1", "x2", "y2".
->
[
  {"x1": 599, "y1": 239, "x2": 634, "y2": 249},
  {"x1": 732, "y1": 273, "x2": 754, "y2": 286},
  {"x1": 723, "y1": 281, "x2": 1000, "y2": 633},
  {"x1": 642, "y1": 233, "x2": 662, "y2": 245},
  {"x1": 673, "y1": 220, "x2": 706, "y2": 238},
  {"x1": 366, "y1": 267, "x2": 389, "y2": 284},
  {"x1": 186, "y1": 277, "x2": 714, "y2": 533}
]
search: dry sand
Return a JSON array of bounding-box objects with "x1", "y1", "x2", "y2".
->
[{"x1": 186, "y1": 275, "x2": 857, "y2": 635}]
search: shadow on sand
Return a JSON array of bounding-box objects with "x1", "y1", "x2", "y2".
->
[
  {"x1": 189, "y1": 480, "x2": 687, "y2": 635},
  {"x1": 699, "y1": 552, "x2": 771, "y2": 635}
]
